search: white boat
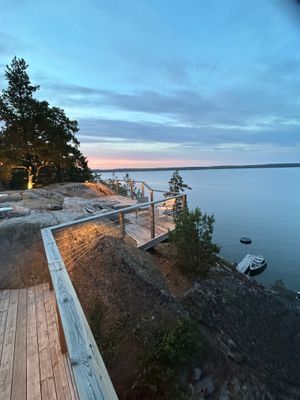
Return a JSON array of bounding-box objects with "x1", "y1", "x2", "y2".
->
[
  {"x1": 249, "y1": 255, "x2": 267, "y2": 275},
  {"x1": 236, "y1": 254, "x2": 267, "y2": 275}
]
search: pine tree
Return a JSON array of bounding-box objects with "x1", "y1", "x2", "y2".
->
[
  {"x1": 0, "y1": 57, "x2": 92, "y2": 188},
  {"x1": 165, "y1": 169, "x2": 191, "y2": 197},
  {"x1": 170, "y1": 207, "x2": 220, "y2": 276}
]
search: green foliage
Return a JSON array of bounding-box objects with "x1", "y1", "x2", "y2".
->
[
  {"x1": 9, "y1": 168, "x2": 27, "y2": 190},
  {"x1": 105, "y1": 173, "x2": 142, "y2": 198},
  {"x1": 165, "y1": 169, "x2": 191, "y2": 197},
  {"x1": 133, "y1": 319, "x2": 204, "y2": 399},
  {"x1": 170, "y1": 207, "x2": 220, "y2": 276},
  {"x1": 0, "y1": 57, "x2": 92, "y2": 188}
]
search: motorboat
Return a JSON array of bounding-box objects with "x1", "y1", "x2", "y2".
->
[{"x1": 249, "y1": 255, "x2": 267, "y2": 275}]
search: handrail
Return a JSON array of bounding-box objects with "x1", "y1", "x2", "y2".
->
[
  {"x1": 51, "y1": 193, "x2": 183, "y2": 233},
  {"x1": 41, "y1": 186, "x2": 187, "y2": 400},
  {"x1": 41, "y1": 228, "x2": 118, "y2": 400},
  {"x1": 101, "y1": 178, "x2": 177, "y2": 198}
]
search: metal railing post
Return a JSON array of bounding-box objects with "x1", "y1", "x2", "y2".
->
[
  {"x1": 141, "y1": 183, "x2": 145, "y2": 197},
  {"x1": 150, "y1": 190, "x2": 154, "y2": 202},
  {"x1": 119, "y1": 211, "x2": 125, "y2": 238}
]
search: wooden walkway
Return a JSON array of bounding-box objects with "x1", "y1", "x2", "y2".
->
[{"x1": 0, "y1": 283, "x2": 78, "y2": 400}]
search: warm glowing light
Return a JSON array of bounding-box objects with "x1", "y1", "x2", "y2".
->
[{"x1": 27, "y1": 167, "x2": 33, "y2": 190}]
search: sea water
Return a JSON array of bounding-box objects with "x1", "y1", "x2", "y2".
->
[{"x1": 101, "y1": 168, "x2": 300, "y2": 292}]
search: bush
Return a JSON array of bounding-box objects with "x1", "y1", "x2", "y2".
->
[
  {"x1": 132, "y1": 319, "x2": 205, "y2": 399},
  {"x1": 170, "y1": 207, "x2": 220, "y2": 276}
]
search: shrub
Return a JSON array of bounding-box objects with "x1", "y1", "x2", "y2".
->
[
  {"x1": 132, "y1": 319, "x2": 205, "y2": 399},
  {"x1": 170, "y1": 207, "x2": 220, "y2": 276}
]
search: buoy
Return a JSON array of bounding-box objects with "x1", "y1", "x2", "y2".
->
[{"x1": 240, "y1": 237, "x2": 252, "y2": 244}]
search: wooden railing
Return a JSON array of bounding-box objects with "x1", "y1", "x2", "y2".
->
[
  {"x1": 41, "y1": 190, "x2": 186, "y2": 400},
  {"x1": 102, "y1": 178, "x2": 177, "y2": 201}
]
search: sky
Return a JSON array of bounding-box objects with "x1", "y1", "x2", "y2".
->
[{"x1": 0, "y1": 0, "x2": 300, "y2": 169}]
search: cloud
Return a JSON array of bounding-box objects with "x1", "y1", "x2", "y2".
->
[
  {"x1": 41, "y1": 53, "x2": 300, "y2": 131},
  {"x1": 77, "y1": 116, "x2": 300, "y2": 149}
]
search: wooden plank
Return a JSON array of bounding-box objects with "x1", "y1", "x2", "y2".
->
[
  {"x1": 150, "y1": 204, "x2": 155, "y2": 239},
  {"x1": 36, "y1": 284, "x2": 57, "y2": 400},
  {"x1": 0, "y1": 290, "x2": 10, "y2": 364},
  {"x1": 27, "y1": 286, "x2": 41, "y2": 400},
  {"x1": 50, "y1": 291, "x2": 78, "y2": 400},
  {"x1": 138, "y1": 231, "x2": 172, "y2": 250},
  {"x1": 43, "y1": 283, "x2": 72, "y2": 400},
  {"x1": 118, "y1": 212, "x2": 125, "y2": 239},
  {"x1": 236, "y1": 254, "x2": 255, "y2": 274},
  {"x1": 11, "y1": 289, "x2": 27, "y2": 400},
  {"x1": 0, "y1": 289, "x2": 18, "y2": 400}
]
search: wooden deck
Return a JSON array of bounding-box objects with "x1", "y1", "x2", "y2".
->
[
  {"x1": 125, "y1": 210, "x2": 175, "y2": 249},
  {"x1": 0, "y1": 283, "x2": 78, "y2": 400},
  {"x1": 103, "y1": 195, "x2": 137, "y2": 208}
]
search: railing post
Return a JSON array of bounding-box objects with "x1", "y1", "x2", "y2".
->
[
  {"x1": 130, "y1": 180, "x2": 134, "y2": 199},
  {"x1": 150, "y1": 203, "x2": 155, "y2": 238},
  {"x1": 150, "y1": 190, "x2": 154, "y2": 202},
  {"x1": 182, "y1": 194, "x2": 187, "y2": 209},
  {"x1": 119, "y1": 211, "x2": 125, "y2": 238},
  {"x1": 141, "y1": 183, "x2": 145, "y2": 197}
]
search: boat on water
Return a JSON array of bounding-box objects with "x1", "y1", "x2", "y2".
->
[
  {"x1": 235, "y1": 253, "x2": 267, "y2": 275},
  {"x1": 249, "y1": 255, "x2": 267, "y2": 275}
]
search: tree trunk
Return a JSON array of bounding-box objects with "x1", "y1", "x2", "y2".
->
[{"x1": 27, "y1": 167, "x2": 33, "y2": 189}]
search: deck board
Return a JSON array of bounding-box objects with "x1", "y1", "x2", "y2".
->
[
  {"x1": 36, "y1": 284, "x2": 57, "y2": 400},
  {"x1": 0, "y1": 290, "x2": 18, "y2": 400},
  {"x1": 27, "y1": 287, "x2": 41, "y2": 400},
  {"x1": 0, "y1": 284, "x2": 77, "y2": 400},
  {"x1": 0, "y1": 290, "x2": 10, "y2": 365},
  {"x1": 11, "y1": 289, "x2": 27, "y2": 400}
]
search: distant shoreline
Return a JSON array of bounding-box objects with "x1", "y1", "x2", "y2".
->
[{"x1": 94, "y1": 162, "x2": 300, "y2": 173}]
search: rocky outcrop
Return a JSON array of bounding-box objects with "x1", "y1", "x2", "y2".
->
[
  {"x1": 0, "y1": 183, "x2": 128, "y2": 289},
  {"x1": 181, "y1": 266, "x2": 300, "y2": 399}
]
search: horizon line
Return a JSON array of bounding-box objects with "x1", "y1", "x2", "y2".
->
[{"x1": 93, "y1": 162, "x2": 300, "y2": 172}]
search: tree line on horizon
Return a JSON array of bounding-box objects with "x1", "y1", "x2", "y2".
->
[{"x1": 0, "y1": 57, "x2": 92, "y2": 189}]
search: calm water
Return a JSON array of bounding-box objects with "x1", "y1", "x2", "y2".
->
[{"x1": 101, "y1": 168, "x2": 300, "y2": 292}]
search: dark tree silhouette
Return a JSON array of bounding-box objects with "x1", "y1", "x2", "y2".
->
[{"x1": 0, "y1": 57, "x2": 92, "y2": 188}]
